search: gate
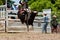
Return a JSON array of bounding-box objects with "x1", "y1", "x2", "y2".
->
[{"x1": 0, "y1": 5, "x2": 6, "y2": 32}]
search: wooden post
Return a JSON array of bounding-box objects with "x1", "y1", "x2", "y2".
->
[{"x1": 5, "y1": 0, "x2": 8, "y2": 32}]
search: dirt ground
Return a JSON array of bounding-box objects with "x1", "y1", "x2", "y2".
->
[{"x1": 0, "y1": 32, "x2": 60, "y2": 40}]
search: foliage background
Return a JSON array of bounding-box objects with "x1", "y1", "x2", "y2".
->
[{"x1": 28, "y1": 0, "x2": 60, "y2": 22}]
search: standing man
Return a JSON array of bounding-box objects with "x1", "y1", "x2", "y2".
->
[
  {"x1": 51, "y1": 15, "x2": 58, "y2": 33},
  {"x1": 42, "y1": 13, "x2": 49, "y2": 33}
]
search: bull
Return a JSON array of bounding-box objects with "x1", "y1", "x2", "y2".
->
[{"x1": 17, "y1": 9, "x2": 37, "y2": 31}]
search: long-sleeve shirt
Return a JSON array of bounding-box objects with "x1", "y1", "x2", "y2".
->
[{"x1": 44, "y1": 16, "x2": 49, "y2": 23}]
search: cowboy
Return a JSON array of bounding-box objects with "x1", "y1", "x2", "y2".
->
[
  {"x1": 51, "y1": 15, "x2": 58, "y2": 33},
  {"x1": 42, "y1": 13, "x2": 49, "y2": 33}
]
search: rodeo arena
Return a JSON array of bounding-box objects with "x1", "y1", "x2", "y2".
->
[{"x1": 0, "y1": 0, "x2": 56, "y2": 33}]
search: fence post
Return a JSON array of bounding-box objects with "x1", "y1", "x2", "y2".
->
[{"x1": 5, "y1": 0, "x2": 8, "y2": 32}]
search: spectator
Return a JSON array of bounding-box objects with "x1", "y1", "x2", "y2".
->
[{"x1": 51, "y1": 15, "x2": 58, "y2": 33}]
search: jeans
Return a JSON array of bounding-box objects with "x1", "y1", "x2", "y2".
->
[{"x1": 42, "y1": 22, "x2": 48, "y2": 33}]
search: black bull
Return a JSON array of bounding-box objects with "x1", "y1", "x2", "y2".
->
[{"x1": 17, "y1": 11, "x2": 37, "y2": 26}]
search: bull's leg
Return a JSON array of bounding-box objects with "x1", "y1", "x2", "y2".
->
[
  {"x1": 25, "y1": 20, "x2": 29, "y2": 31},
  {"x1": 19, "y1": 15, "x2": 25, "y2": 24},
  {"x1": 31, "y1": 23, "x2": 34, "y2": 30},
  {"x1": 27, "y1": 24, "x2": 29, "y2": 31},
  {"x1": 20, "y1": 19, "x2": 25, "y2": 24},
  {"x1": 28, "y1": 24, "x2": 34, "y2": 31}
]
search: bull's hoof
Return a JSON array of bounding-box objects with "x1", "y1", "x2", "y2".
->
[{"x1": 29, "y1": 25, "x2": 34, "y2": 31}]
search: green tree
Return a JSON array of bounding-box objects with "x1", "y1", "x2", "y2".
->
[
  {"x1": 0, "y1": 0, "x2": 3, "y2": 5},
  {"x1": 28, "y1": 0, "x2": 51, "y2": 11},
  {"x1": 0, "y1": 0, "x2": 14, "y2": 5},
  {"x1": 28, "y1": 0, "x2": 59, "y2": 12},
  {"x1": 28, "y1": 0, "x2": 60, "y2": 22}
]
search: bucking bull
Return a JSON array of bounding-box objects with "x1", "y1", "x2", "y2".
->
[{"x1": 17, "y1": 8, "x2": 37, "y2": 30}]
